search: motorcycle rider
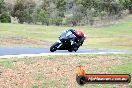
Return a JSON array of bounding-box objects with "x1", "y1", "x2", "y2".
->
[
  {"x1": 68, "y1": 29, "x2": 85, "y2": 47},
  {"x1": 50, "y1": 29, "x2": 86, "y2": 52}
]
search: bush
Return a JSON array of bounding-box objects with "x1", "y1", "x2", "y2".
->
[{"x1": 0, "y1": 13, "x2": 11, "y2": 23}]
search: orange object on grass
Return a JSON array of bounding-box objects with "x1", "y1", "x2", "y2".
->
[{"x1": 77, "y1": 65, "x2": 86, "y2": 76}]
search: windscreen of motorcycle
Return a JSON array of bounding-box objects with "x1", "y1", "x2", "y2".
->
[{"x1": 59, "y1": 30, "x2": 76, "y2": 40}]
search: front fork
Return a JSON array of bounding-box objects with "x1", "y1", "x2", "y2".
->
[
  {"x1": 57, "y1": 43, "x2": 62, "y2": 49},
  {"x1": 57, "y1": 40, "x2": 62, "y2": 49},
  {"x1": 70, "y1": 39, "x2": 75, "y2": 45},
  {"x1": 70, "y1": 40, "x2": 79, "y2": 52}
]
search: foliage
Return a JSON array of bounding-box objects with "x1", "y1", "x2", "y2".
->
[
  {"x1": 11, "y1": 0, "x2": 25, "y2": 23},
  {"x1": 0, "y1": 12, "x2": 11, "y2": 23},
  {"x1": 37, "y1": 9, "x2": 49, "y2": 25},
  {"x1": 12, "y1": 0, "x2": 36, "y2": 24},
  {"x1": 119, "y1": 0, "x2": 132, "y2": 14},
  {"x1": 56, "y1": 0, "x2": 66, "y2": 12},
  {"x1": 53, "y1": 17, "x2": 63, "y2": 26},
  {"x1": 23, "y1": 0, "x2": 36, "y2": 23},
  {"x1": 0, "y1": 0, "x2": 5, "y2": 14},
  {"x1": 0, "y1": 0, "x2": 131, "y2": 25}
]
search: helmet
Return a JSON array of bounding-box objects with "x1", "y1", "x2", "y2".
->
[{"x1": 76, "y1": 31, "x2": 83, "y2": 37}]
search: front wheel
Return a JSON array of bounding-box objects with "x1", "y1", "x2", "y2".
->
[{"x1": 50, "y1": 42, "x2": 60, "y2": 52}]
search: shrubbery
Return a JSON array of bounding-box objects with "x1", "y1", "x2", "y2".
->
[
  {"x1": 0, "y1": 13, "x2": 11, "y2": 23},
  {"x1": 0, "y1": 0, "x2": 131, "y2": 25}
]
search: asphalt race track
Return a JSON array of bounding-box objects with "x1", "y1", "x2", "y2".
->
[{"x1": 0, "y1": 48, "x2": 131, "y2": 58}]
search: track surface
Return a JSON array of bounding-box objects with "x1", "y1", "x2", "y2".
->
[{"x1": 0, "y1": 48, "x2": 131, "y2": 56}]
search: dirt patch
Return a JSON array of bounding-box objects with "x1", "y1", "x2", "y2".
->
[
  {"x1": 0, "y1": 36, "x2": 52, "y2": 47},
  {"x1": 0, "y1": 55, "x2": 131, "y2": 88}
]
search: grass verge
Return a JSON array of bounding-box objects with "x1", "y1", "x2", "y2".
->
[
  {"x1": 0, "y1": 15, "x2": 132, "y2": 50},
  {"x1": 0, "y1": 54, "x2": 131, "y2": 88}
]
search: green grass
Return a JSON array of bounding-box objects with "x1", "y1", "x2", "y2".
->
[
  {"x1": 109, "y1": 62, "x2": 132, "y2": 74},
  {"x1": 0, "y1": 15, "x2": 132, "y2": 50},
  {"x1": 41, "y1": 79, "x2": 57, "y2": 88},
  {"x1": 0, "y1": 59, "x2": 13, "y2": 68},
  {"x1": 34, "y1": 72, "x2": 44, "y2": 81},
  {"x1": 32, "y1": 83, "x2": 39, "y2": 88}
]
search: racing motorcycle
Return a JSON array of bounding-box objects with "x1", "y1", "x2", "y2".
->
[{"x1": 50, "y1": 30, "x2": 87, "y2": 52}]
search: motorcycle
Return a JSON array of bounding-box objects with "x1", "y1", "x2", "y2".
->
[{"x1": 50, "y1": 30, "x2": 87, "y2": 52}]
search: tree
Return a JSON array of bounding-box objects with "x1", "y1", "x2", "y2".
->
[
  {"x1": 37, "y1": 9, "x2": 49, "y2": 25},
  {"x1": 0, "y1": 0, "x2": 5, "y2": 14},
  {"x1": 24, "y1": 0, "x2": 36, "y2": 23},
  {"x1": 56, "y1": 0, "x2": 66, "y2": 11},
  {"x1": 0, "y1": 12, "x2": 11, "y2": 23},
  {"x1": 64, "y1": 0, "x2": 83, "y2": 26},
  {"x1": 55, "y1": 0, "x2": 66, "y2": 17},
  {"x1": 12, "y1": 0, "x2": 37, "y2": 23},
  {"x1": 2, "y1": 0, "x2": 129, "y2": 26},
  {"x1": 98, "y1": 0, "x2": 122, "y2": 15},
  {"x1": 12, "y1": 0, "x2": 25, "y2": 23},
  {"x1": 119, "y1": 0, "x2": 132, "y2": 14}
]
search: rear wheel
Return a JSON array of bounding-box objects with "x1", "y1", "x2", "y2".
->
[
  {"x1": 50, "y1": 42, "x2": 60, "y2": 52},
  {"x1": 73, "y1": 43, "x2": 79, "y2": 52},
  {"x1": 74, "y1": 46, "x2": 79, "y2": 52},
  {"x1": 68, "y1": 48, "x2": 73, "y2": 52},
  {"x1": 68, "y1": 44, "x2": 79, "y2": 52}
]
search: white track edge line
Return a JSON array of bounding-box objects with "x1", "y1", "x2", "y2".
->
[{"x1": 0, "y1": 52, "x2": 127, "y2": 58}]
